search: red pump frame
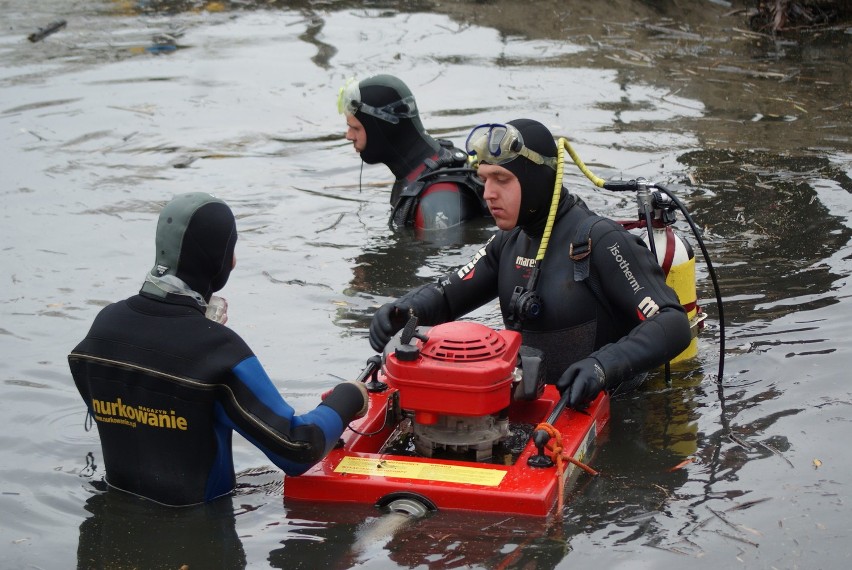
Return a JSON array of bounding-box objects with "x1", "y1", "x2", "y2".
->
[{"x1": 284, "y1": 385, "x2": 609, "y2": 517}]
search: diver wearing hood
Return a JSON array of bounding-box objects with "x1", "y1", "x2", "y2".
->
[
  {"x1": 340, "y1": 74, "x2": 490, "y2": 231},
  {"x1": 368, "y1": 120, "x2": 691, "y2": 409},
  {"x1": 69, "y1": 192, "x2": 368, "y2": 506}
]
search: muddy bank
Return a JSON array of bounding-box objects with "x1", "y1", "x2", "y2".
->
[
  {"x1": 18, "y1": 0, "x2": 851, "y2": 156},
  {"x1": 749, "y1": 0, "x2": 852, "y2": 32},
  {"x1": 436, "y1": 0, "x2": 851, "y2": 156}
]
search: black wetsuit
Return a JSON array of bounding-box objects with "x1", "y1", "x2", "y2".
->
[
  {"x1": 69, "y1": 292, "x2": 362, "y2": 506},
  {"x1": 407, "y1": 194, "x2": 691, "y2": 385},
  {"x1": 389, "y1": 146, "x2": 488, "y2": 231},
  {"x1": 347, "y1": 75, "x2": 489, "y2": 232}
]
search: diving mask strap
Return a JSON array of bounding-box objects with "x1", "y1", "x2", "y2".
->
[
  {"x1": 338, "y1": 78, "x2": 417, "y2": 124},
  {"x1": 517, "y1": 146, "x2": 558, "y2": 170},
  {"x1": 356, "y1": 95, "x2": 418, "y2": 124}
]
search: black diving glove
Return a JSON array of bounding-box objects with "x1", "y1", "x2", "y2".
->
[
  {"x1": 321, "y1": 381, "x2": 370, "y2": 422},
  {"x1": 369, "y1": 284, "x2": 451, "y2": 353},
  {"x1": 369, "y1": 301, "x2": 411, "y2": 352},
  {"x1": 556, "y1": 357, "x2": 607, "y2": 409}
]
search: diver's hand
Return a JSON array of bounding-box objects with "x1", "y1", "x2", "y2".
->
[
  {"x1": 321, "y1": 381, "x2": 370, "y2": 422},
  {"x1": 369, "y1": 301, "x2": 410, "y2": 352},
  {"x1": 205, "y1": 295, "x2": 228, "y2": 325},
  {"x1": 348, "y1": 381, "x2": 369, "y2": 418},
  {"x1": 556, "y1": 358, "x2": 606, "y2": 409}
]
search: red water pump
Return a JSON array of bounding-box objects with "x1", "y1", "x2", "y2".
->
[
  {"x1": 382, "y1": 320, "x2": 544, "y2": 461},
  {"x1": 284, "y1": 319, "x2": 606, "y2": 516}
]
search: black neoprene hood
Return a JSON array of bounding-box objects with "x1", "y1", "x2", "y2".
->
[
  {"x1": 354, "y1": 74, "x2": 439, "y2": 177},
  {"x1": 142, "y1": 192, "x2": 237, "y2": 302},
  {"x1": 499, "y1": 119, "x2": 559, "y2": 234}
]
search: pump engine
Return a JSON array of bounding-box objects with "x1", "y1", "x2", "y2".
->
[{"x1": 382, "y1": 321, "x2": 545, "y2": 462}]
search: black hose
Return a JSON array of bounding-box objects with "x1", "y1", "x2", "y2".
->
[{"x1": 653, "y1": 184, "x2": 725, "y2": 383}]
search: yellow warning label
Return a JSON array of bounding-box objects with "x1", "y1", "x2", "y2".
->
[{"x1": 334, "y1": 456, "x2": 507, "y2": 487}]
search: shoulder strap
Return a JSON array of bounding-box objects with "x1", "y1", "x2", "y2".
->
[
  {"x1": 570, "y1": 214, "x2": 605, "y2": 282},
  {"x1": 397, "y1": 146, "x2": 462, "y2": 200},
  {"x1": 569, "y1": 213, "x2": 616, "y2": 319}
]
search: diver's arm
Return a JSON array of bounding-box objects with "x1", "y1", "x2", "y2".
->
[
  {"x1": 437, "y1": 232, "x2": 503, "y2": 317},
  {"x1": 217, "y1": 356, "x2": 364, "y2": 475},
  {"x1": 369, "y1": 232, "x2": 503, "y2": 351},
  {"x1": 586, "y1": 223, "x2": 691, "y2": 386}
]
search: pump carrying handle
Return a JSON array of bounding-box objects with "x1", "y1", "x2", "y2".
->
[
  {"x1": 355, "y1": 355, "x2": 380, "y2": 382},
  {"x1": 356, "y1": 354, "x2": 386, "y2": 392},
  {"x1": 533, "y1": 391, "x2": 571, "y2": 447},
  {"x1": 528, "y1": 388, "x2": 591, "y2": 468}
]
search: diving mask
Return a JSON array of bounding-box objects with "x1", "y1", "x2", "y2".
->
[
  {"x1": 337, "y1": 78, "x2": 418, "y2": 125},
  {"x1": 465, "y1": 123, "x2": 558, "y2": 170}
]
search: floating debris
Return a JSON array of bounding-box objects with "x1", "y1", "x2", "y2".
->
[
  {"x1": 28, "y1": 19, "x2": 67, "y2": 43},
  {"x1": 668, "y1": 457, "x2": 695, "y2": 471},
  {"x1": 170, "y1": 155, "x2": 198, "y2": 169},
  {"x1": 756, "y1": 440, "x2": 794, "y2": 468},
  {"x1": 726, "y1": 497, "x2": 772, "y2": 511}
]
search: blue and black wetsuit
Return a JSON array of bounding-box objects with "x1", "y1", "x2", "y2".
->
[
  {"x1": 69, "y1": 292, "x2": 362, "y2": 506},
  {"x1": 69, "y1": 192, "x2": 364, "y2": 507}
]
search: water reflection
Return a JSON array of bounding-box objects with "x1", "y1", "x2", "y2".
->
[
  {"x1": 270, "y1": 501, "x2": 566, "y2": 570},
  {"x1": 560, "y1": 379, "x2": 693, "y2": 527},
  {"x1": 346, "y1": 224, "x2": 491, "y2": 296},
  {"x1": 637, "y1": 371, "x2": 703, "y2": 457},
  {"x1": 677, "y1": 149, "x2": 852, "y2": 323},
  {"x1": 77, "y1": 485, "x2": 246, "y2": 569}
]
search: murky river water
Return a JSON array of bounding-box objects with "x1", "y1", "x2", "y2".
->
[{"x1": 1, "y1": 1, "x2": 850, "y2": 568}]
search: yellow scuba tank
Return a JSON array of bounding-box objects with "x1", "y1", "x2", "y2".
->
[{"x1": 641, "y1": 225, "x2": 704, "y2": 363}]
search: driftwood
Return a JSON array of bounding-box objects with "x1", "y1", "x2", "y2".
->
[
  {"x1": 748, "y1": 0, "x2": 852, "y2": 32},
  {"x1": 27, "y1": 20, "x2": 66, "y2": 42}
]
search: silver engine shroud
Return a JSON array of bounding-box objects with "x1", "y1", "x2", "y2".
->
[{"x1": 413, "y1": 414, "x2": 509, "y2": 461}]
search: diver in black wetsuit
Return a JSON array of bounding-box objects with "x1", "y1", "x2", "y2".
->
[
  {"x1": 69, "y1": 192, "x2": 368, "y2": 506},
  {"x1": 368, "y1": 119, "x2": 692, "y2": 409},
  {"x1": 339, "y1": 74, "x2": 489, "y2": 232}
]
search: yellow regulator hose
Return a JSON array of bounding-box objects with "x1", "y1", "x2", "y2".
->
[
  {"x1": 560, "y1": 137, "x2": 605, "y2": 188},
  {"x1": 534, "y1": 137, "x2": 604, "y2": 263}
]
